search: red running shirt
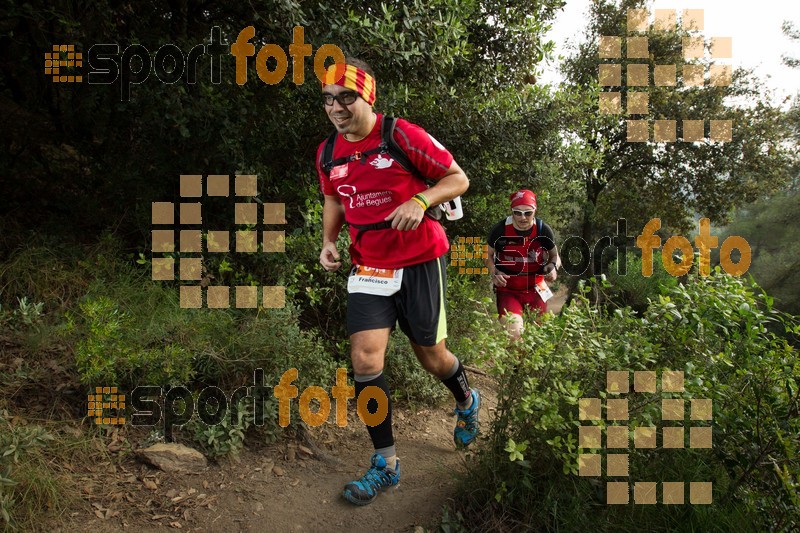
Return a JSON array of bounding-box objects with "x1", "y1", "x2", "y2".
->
[{"x1": 316, "y1": 114, "x2": 453, "y2": 269}]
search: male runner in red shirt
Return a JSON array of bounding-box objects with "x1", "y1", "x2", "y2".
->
[{"x1": 316, "y1": 58, "x2": 478, "y2": 505}]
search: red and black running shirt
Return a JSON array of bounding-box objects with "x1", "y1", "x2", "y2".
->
[
  {"x1": 316, "y1": 114, "x2": 453, "y2": 269},
  {"x1": 487, "y1": 217, "x2": 556, "y2": 292}
]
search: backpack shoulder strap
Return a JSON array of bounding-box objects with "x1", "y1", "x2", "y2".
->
[
  {"x1": 320, "y1": 130, "x2": 339, "y2": 174},
  {"x1": 381, "y1": 116, "x2": 418, "y2": 176}
]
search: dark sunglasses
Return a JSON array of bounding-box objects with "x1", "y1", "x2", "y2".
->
[
  {"x1": 512, "y1": 210, "x2": 534, "y2": 217},
  {"x1": 322, "y1": 91, "x2": 359, "y2": 106}
]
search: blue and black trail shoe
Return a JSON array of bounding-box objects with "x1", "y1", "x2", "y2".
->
[
  {"x1": 454, "y1": 388, "x2": 481, "y2": 448},
  {"x1": 342, "y1": 453, "x2": 400, "y2": 505}
]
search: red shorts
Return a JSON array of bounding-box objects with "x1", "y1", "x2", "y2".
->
[{"x1": 496, "y1": 290, "x2": 547, "y2": 318}]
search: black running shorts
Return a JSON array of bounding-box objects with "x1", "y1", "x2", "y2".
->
[{"x1": 347, "y1": 255, "x2": 448, "y2": 346}]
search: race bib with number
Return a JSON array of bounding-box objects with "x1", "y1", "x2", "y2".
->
[
  {"x1": 535, "y1": 278, "x2": 553, "y2": 302},
  {"x1": 348, "y1": 265, "x2": 403, "y2": 296}
]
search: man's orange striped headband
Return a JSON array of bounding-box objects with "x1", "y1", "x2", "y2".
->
[{"x1": 321, "y1": 64, "x2": 376, "y2": 105}]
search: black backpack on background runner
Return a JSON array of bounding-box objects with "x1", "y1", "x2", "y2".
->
[{"x1": 320, "y1": 116, "x2": 445, "y2": 222}]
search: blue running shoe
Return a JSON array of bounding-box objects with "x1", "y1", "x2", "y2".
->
[
  {"x1": 342, "y1": 453, "x2": 400, "y2": 505},
  {"x1": 454, "y1": 389, "x2": 480, "y2": 448}
]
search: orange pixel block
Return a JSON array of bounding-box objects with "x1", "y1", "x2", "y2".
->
[
  {"x1": 207, "y1": 286, "x2": 230, "y2": 309},
  {"x1": 627, "y1": 9, "x2": 649, "y2": 32},
  {"x1": 635, "y1": 482, "x2": 657, "y2": 504},
  {"x1": 263, "y1": 231, "x2": 286, "y2": 253},
  {"x1": 710, "y1": 65, "x2": 732, "y2": 86},
  {"x1": 634, "y1": 371, "x2": 656, "y2": 392},
  {"x1": 682, "y1": 9, "x2": 704, "y2": 31},
  {"x1": 180, "y1": 286, "x2": 202, "y2": 309},
  {"x1": 627, "y1": 92, "x2": 649, "y2": 115},
  {"x1": 690, "y1": 482, "x2": 713, "y2": 504},
  {"x1": 236, "y1": 286, "x2": 258, "y2": 308},
  {"x1": 683, "y1": 120, "x2": 705, "y2": 142},
  {"x1": 683, "y1": 64, "x2": 705, "y2": 87},
  {"x1": 607, "y1": 399, "x2": 629, "y2": 420},
  {"x1": 206, "y1": 230, "x2": 230, "y2": 253},
  {"x1": 627, "y1": 37, "x2": 649, "y2": 59},
  {"x1": 264, "y1": 203, "x2": 287, "y2": 224},
  {"x1": 634, "y1": 426, "x2": 657, "y2": 448},
  {"x1": 579, "y1": 398, "x2": 602, "y2": 420},
  {"x1": 235, "y1": 174, "x2": 258, "y2": 196},
  {"x1": 691, "y1": 399, "x2": 713, "y2": 420},
  {"x1": 180, "y1": 175, "x2": 202, "y2": 197},
  {"x1": 88, "y1": 388, "x2": 125, "y2": 425},
  {"x1": 663, "y1": 482, "x2": 684, "y2": 504},
  {"x1": 662, "y1": 426, "x2": 685, "y2": 448},
  {"x1": 262, "y1": 286, "x2": 286, "y2": 308},
  {"x1": 683, "y1": 37, "x2": 704, "y2": 59},
  {"x1": 607, "y1": 371, "x2": 629, "y2": 394},
  {"x1": 627, "y1": 121, "x2": 648, "y2": 142},
  {"x1": 207, "y1": 174, "x2": 229, "y2": 196},
  {"x1": 152, "y1": 258, "x2": 174, "y2": 281},
  {"x1": 180, "y1": 203, "x2": 202, "y2": 225},
  {"x1": 654, "y1": 120, "x2": 677, "y2": 143},
  {"x1": 662, "y1": 370, "x2": 684, "y2": 392},
  {"x1": 579, "y1": 454, "x2": 601, "y2": 476},
  {"x1": 599, "y1": 64, "x2": 622, "y2": 86},
  {"x1": 710, "y1": 37, "x2": 732, "y2": 59},
  {"x1": 599, "y1": 36, "x2": 622, "y2": 58},
  {"x1": 607, "y1": 454, "x2": 629, "y2": 477},
  {"x1": 152, "y1": 202, "x2": 174, "y2": 225},
  {"x1": 654, "y1": 65, "x2": 676, "y2": 87},
  {"x1": 236, "y1": 230, "x2": 258, "y2": 253},
  {"x1": 662, "y1": 399, "x2": 684, "y2": 420},
  {"x1": 235, "y1": 203, "x2": 258, "y2": 225},
  {"x1": 710, "y1": 120, "x2": 733, "y2": 142},
  {"x1": 606, "y1": 426, "x2": 629, "y2": 448},
  {"x1": 579, "y1": 426, "x2": 602, "y2": 448},
  {"x1": 690, "y1": 426, "x2": 712, "y2": 448},
  {"x1": 607, "y1": 482, "x2": 629, "y2": 504},
  {"x1": 627, "y1": 64, "x2": 649, "y2": 86},
  {"x1": 654, "y1": 10, "x2": 676, "y2": 31}
]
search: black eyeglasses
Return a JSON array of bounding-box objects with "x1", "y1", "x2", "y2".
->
[
  {"x1": 512, "y1": 210, "x2": 534, "y2": 217},
  {"x1": 322, "y1": 91, "x2": 359, "y2": 106}
]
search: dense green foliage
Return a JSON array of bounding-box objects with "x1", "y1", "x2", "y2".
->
[
  {"x1": 453, "y1": 273, "x2": 799, "y2": 531},
  {"x1": 718, "y1": 186, "x2": 800, "y2": 315},
  {"x1": 2, "y1": 0, "x2": 800, "y2": 530}
]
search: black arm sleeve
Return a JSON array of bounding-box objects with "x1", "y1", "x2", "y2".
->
[
  {"x1": 487, "y1": 221, "x2": 505, "y2": 253},
  {"x1": 536, "y1": 221, "x2": 556, "y2": 251}
]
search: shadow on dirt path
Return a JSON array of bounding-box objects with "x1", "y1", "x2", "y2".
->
[{"x1": 52, "y1": 375, "x2": 497, "y2": 532}]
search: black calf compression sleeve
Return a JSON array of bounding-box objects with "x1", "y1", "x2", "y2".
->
[
  {"x1": 354, "y1": 372, "x2": 394, "y2": 451},
  {"x1": 441, "y1": 357, "x2": 471, "y2": 404}
]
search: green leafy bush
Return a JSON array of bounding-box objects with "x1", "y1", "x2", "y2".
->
[
  {"x1": 70, "y1": 295, "x2": 195, "y2": 387},
  {"x1": 605, "y1": 250, "x2": 678, "y2": 313},
  {"x1": 455, "y1": 272, "x2": 799, "y2": 531}
]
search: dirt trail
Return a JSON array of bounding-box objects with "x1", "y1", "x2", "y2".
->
[
  {"x1": 49, "y1": 290, "x2": 567, "y2": 532},
  {"x1": 51, "y1": 375, "x2": 497, "y2": 533}
]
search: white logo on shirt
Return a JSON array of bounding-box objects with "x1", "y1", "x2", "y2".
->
[
  {"x1": 337, "y1": 185, "x2": 357, "y2": 208},
  {"x1": 370, "y1": 155, "x2": 394, "y2": 169}
]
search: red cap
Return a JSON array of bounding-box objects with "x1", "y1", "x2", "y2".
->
[{"x1": 510, "y1": 190, "x2": 537, "y2": 209}]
